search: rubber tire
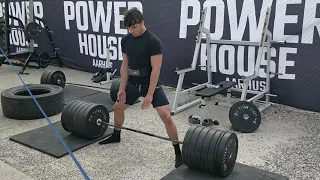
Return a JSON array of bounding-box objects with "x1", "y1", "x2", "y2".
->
[{"x1": 1, "y1": 84, "x2": 64, "y2": 120}]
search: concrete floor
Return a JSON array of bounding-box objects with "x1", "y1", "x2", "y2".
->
[{"x1": 0, "y1": 63, "x2": 319, "y2": 180}]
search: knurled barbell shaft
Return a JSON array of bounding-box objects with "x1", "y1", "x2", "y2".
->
[
  {"x1": 56, "y1": 79, "x2": 110, "y2": 90},
  {"x1": 98, "y1": 121, "x2": 183, "y2": 144}
]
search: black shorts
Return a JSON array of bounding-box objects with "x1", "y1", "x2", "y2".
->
[{"x1": 124, "y1": 82, "x2": 169, "y2": 107}]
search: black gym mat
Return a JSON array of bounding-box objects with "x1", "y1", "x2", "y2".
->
[
  {"x1": 9, "y1": 122, "x2": 113, "y2": 158},
  {"x1": 63, "y1": 84, "x2": 115, "y2": 111},
  {"x1": 63, "y1": 84, "x2": 139, "y2": 110},
  {"x1": 63, "y1": 84, "x2": 105, "y2": 103},
  {"x1": 161, "y1": 164, "x2": 289, "y2": 180}
]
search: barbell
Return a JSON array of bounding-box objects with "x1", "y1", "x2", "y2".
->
[
  {"x1": 40, "y1": 69, "x2": 116, "y2": 90},
  {"x1": 61, "y1": 100, "x2": 239, "y2": 178}
]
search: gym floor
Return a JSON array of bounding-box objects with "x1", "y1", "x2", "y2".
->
[{"x1": 0, "y1": 64, "x2": 319, "y2": 180}]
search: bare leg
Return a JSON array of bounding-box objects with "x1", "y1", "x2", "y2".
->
[
  {"x1": 113, "y1": 102, "x2": 129, "y2": 130},
  {"x1": 155, "y1": 105, "x2": 183, "y2": 168},
  {"x1": 99, "y1": 102, "x2": 129, "y2": 144},
  {"x1": 155, "y1": 105, "x2": 179, "y2": 144}
]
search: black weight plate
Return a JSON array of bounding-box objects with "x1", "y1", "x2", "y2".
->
[
  {"x1": 41, "y1": 70, "x2": 55, "y2": 85},
  {"x1": 79, "y1": 103, "x2": 94, "y2": 138},
  {"x1": 110, "y1": 78, "x2": 121, "y2": 102},
  {"x1": 61, "y1": 100, "x2": 75, "y2": 132},
  {"x1": 84, "y1": 103, "x2": 109, "y2": 139},
  {"x1": 229, "y1": 101, "x2": 261, "y2": 133},
  {"x1": 215, "y1": 131, "x2": 238, "y2": 177},
  {"x1": 38, "y1": 52, "x2": 50, "y2": 68},
  {"x1": 182, "y1": 125, "x2": 198, "y2": 166},
  {"x1": 206, "y1": 130, "x2": 225, "y2": 174},
  {"x1": 200, "y1": 128, "x2": 219, "y2": 172},
  {"x1": 72, "y1": 101, "x2": 89, "y2": 137},
  {"x1": 46, "y1": 70, "x2": 56, "y2": 85},
  {"x1": 81, "y1": 103, "x2": 96, "y2": 138},
  {"x1": 49, "y1": 70, "x2": 66, "y2": 88},
  {"x1": 186, "y1": 125, "x2": 203, "y2": 169},
  {"x1": 67, "y1": 100, "x2": 83, "y2": 133},
  {"x1": 40, "y1": 70, "x2": 51, "y2": 84},
  {"x1": 24, "y1": 22, "x2": 42, "y2": 40},
  {"x1": 62, "y1": 100, "x2": 79, "y2": 133},
  {"x1": 193, "y1": 126, "x2": 213, "y2": 169},
  {"x1": 212, "y1": 131, "x2": 227, "y2": 174},
  {"x1": 79, "y1": 102, "x2": 95, "y2": 138}
]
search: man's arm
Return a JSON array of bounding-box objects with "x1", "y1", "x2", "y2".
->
[
  {"x1": 147, "y1": 54, "x2": 162, "y2": 96},
  {"x1": 119, "y1": 53, "x2": 129, "y2": 91},
  {"x1": 119, "y1": 36, "x2": 129, "y2": 91},
  {"x1": 147, "y1": 37, "x2": 163, "y2": 96}
]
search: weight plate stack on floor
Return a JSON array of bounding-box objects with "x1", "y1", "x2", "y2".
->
[
  {"x1": 1, "y1": 84, "x2": 64, "y2": 120},
  {"x1": 61, "y1": 100, "x2": 110, "y2": 139},
  {"x1": 110, "y1": 78, "x2": 121, "y2": 102},
  {"x1": 182, "y1": 125, "x2": 238, "y2": 177},
  {"x1": 40, "y1": 70, "x2": 66, "y2": 88},
  {"x1": 229, "y1": 101, "x2": 261, "y2": 133}
]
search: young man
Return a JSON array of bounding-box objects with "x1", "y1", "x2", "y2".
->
[{"x1": 99, "y1": 7, "x2": 183, "y2": 168}]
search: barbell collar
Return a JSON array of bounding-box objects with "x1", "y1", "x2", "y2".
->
[{"x1": 97, "y1": 119, "x2": 183, "y2": 144}]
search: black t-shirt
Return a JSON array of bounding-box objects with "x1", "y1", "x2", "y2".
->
[{"x1": 121, "y1": 30, "x2": 163, "y2": 85}]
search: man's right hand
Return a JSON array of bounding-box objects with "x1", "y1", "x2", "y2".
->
[{"x1": 117, "y1": 90, "x2": 126, "y2": 104}]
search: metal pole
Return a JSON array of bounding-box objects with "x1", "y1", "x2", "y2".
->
[
  {"x1": 4, "y1": 0, "x2": 10, "y2": 54},
  {"x1": 106, "y1": 45, "x2": 111, "y2": 82},
  {"x1": 28, "y1": 0, "x2": 34, "y2": 52}
]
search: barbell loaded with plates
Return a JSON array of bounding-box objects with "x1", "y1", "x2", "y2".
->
[
  {"x1": 40, "y1": 70, "x2": 121, "y2": 102},
  {"x1": 61, "y1": 100, "x2": 239, "y2": 178},
  {"x1": 40, "y1": 70, "x2": 111, "y2": 90},
  {"x1": 229, "y1": 101, "x2": 261, "y2": 133}
]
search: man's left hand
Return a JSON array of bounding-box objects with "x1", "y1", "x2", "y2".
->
[{"x1": 141, "y1": 94, "x2": 153, "y2": 109}]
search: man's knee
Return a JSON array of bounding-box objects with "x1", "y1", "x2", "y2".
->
[
  {"x1": 113, "y1": 102, "x2": 128, "y2": 113},
  {"x1": 156, "y1": 105, "x2": 173, "y2": 124}
]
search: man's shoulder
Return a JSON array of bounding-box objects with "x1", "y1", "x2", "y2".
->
[
  {"x1": 122, "y1": 33, "x2": 132, "y2": 42},
  {"x1": 121, "y1": 33, "x2": 133, "y2": 49},
  {"x1": 144, "y1": 30, "x2": 162, "y2": 48},
  {"x1": 146, "y1": 30, "x2": 161, "y2": 42}
]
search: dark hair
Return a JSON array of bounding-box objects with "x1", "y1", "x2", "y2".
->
[{"x1": 123, "y1": 7, "x2": 144, "y2": 27}]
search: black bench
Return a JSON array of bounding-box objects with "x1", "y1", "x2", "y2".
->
[
  {"x1": 195, "y1": 81, "x2": 237, "y2": 98},
  {"x1": 188, "y1": 81, "x2": 237, "y2": 126}
]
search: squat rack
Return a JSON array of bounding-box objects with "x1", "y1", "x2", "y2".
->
[
  {"x1": 170, "y1": 7, "x2": 285, "y2": 115},
  {"x1": 0, "y1": 0, "x2": 38, "y2": 74},
  {"x1": 0, "y1": 0, "x2": 62, "y2": 73}
]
